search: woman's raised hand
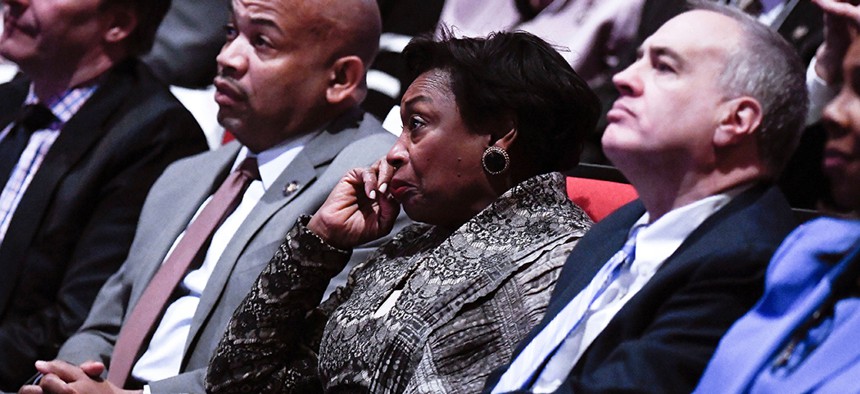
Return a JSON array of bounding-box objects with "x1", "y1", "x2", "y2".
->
[
  {"x1": 307, "y1": 158, "x2": 401, "y2": 250},
  {"x1": 813, "y1": 0, "x2": 860, "y2": 84}
]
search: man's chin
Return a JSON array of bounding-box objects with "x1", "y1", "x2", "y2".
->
[
  {"x1": 0, "y1": 43, "x2": 27, "y2": 65},
  {"x1": 217, "y1": 113, "x2": 244, "y2": 132}
]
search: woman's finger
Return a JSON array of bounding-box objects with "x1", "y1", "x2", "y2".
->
[
  {"x1": 361, "y1": 165, "x2": 379, "y2": 200},
  {"x1": 377, "y1": 158, "x2": 396, "y2": 195},
  {"x1": 814, "y1": 0, "x2": 860, "y2": 23}
]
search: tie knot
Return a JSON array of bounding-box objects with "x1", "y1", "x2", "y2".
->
[
  {"x1": 236, "y1": 157, "x2": 260, "y2": 181},
  {"x1": 18, "y1": 104, "x2": 56, "y2": 134}
]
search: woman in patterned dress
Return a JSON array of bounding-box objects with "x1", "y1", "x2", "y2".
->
[{"x1": 207, "y1": 30, "x2": 600, "y2": 394}]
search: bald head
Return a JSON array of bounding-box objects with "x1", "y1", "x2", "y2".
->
[
  {"x1": 217, "y1": 0, "x2": 381, "y2": 151},
  {"x1": 293, "y1": 0, "x2": 382, "y2": 69}
]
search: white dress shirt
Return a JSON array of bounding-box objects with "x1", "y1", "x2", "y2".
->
[
  {"x1": 132, "y1": 132, "x2": 316, "y2": 385},
  {"x1": 494, "y1": 187, "x2": 747, "y2": 393}
]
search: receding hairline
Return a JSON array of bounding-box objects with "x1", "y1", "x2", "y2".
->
[
  {"x1": 293, "y1": 0, "x2": 381, "y2": 66},
  {"x1": 644, "y1": 9, "x2": 745, "y2": 79}
]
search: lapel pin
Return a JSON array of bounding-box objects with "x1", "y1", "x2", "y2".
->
[{"x1": 283, "y1": 181, "x2": 301, "y2": 197}]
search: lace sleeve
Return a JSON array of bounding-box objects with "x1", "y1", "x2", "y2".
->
[{"x1": 205, "y1": 215, "x2": 351, "y2": 394}]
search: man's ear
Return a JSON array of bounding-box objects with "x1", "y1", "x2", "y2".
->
[
  {"x1": 103, "y1": 6, "x2": 138, "y2": 44},
  {"x1": 714, "y1": 96, "x2": 762, "y2": 147},
  {"x1": 326, "y1": 56, "x2": 365, "y2": 106}
]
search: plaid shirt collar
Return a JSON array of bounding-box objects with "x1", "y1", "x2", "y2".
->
[{"x1": 24, "y1": 77, "x2": 102, "y2": 127}]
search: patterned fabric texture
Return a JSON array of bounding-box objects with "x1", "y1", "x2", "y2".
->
[{"x1": 206, "y1": 172, "x2": 592, "y2": 393}]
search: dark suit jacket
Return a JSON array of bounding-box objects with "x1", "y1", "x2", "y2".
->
[
  {"x1": 485, "y1": 185, "x2": 798, "y2": 393},
  {"x1": 0, "y1": 59, "x2": 207, "y2": 390},
  {"x1": 57, "y1": 110, "x2": 398, "y2": 393}
]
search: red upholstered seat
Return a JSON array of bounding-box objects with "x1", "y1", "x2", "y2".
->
[{"x1": 566, "y1": 176, "x2": 638, "y2": 222}]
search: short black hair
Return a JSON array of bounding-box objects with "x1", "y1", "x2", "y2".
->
[
  {"x1": 403, "y1": 29, "x2": 601, "y2": 172},
  {"x1": 101, "y1": 0, "x2": 172, "y2": 56}
]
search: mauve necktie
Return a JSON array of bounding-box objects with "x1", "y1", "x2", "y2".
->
[
  {"x1": 107, "y1": 157, "x2": 260, "y2": 388},
  {"x1": 0, "y1": 104, "x2": 56, "y2": 184}
]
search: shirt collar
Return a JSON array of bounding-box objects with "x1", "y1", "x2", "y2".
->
[
  {"x1": 233, "y1": 129, "x2": 320, "y2": 191},
  {"x1": 25, "y1": 81, "x2": 100, "y2": 126},
  {"x1": 630, "y1": 183, "x2": 752, "y2": 274}
]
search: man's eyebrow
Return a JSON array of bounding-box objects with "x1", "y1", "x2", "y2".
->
[
  {"x1": 649, "y1": 45, "x2": 685, "y2": 66},
  {"x1": 651, "y1": 46, "x2": 681, "y2": 59},
  {"x1": 249, "y1": 17, "x2": 281, "y2": 31}
]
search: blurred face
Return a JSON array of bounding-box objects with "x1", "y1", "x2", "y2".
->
[
  {"x1": 0, "y1": 0, "x2": 107, "y2": 73},
  {"x1": 215, "y1": 0, "x2": 333, "y2": 152},
  {"x1": 821, "y1": 39, "x2": 860, "y2": 211},
  {"x1": 387, "y1": 70, "x2": 494, "y2": 230},
  {"x1": 602, "y1": 10, "x2": 738, "y2": 172}
]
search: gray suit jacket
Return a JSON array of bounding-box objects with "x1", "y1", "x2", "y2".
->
[{"x1": 56, "y1": 109, "x2": 397, "y2": 393}]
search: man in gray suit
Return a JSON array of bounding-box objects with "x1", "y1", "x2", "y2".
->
[{"x1": 18, "y1": 0, "x2": 394, "y2": 393}]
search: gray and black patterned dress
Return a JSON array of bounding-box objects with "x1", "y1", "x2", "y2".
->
[{"x1": 206, "y1": 172, "x2": 593, "y2": 394}]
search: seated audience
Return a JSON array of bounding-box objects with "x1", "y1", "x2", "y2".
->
[
  {"x1": 487, "y1": 2, "x2": 806, "y2": 393},
  {"x1": 205, "y1": 30, "x2": 599, "y2": 393},
  {"x1": 694, "y1": 4, "x2": 860, "y2": 393},
  {"x1": 362, "y1": 0, "x2": 445, "y2": 120},
  {"x1": 0, "y1": 0, "x2": 208, "y2": 388},
  {"x1": 437, "y1": 0, "x2": 646, "y2": 163},
  {"x1": 437, "y1": 0, "x2": 644, "y2": 90},
  {"x1": 16, "y1": 0, "x2": 396, "y2": 392}
]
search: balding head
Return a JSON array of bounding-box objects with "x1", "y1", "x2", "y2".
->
[{"x1": 297, "y1": 0, "x2": 381, "y2": 68}]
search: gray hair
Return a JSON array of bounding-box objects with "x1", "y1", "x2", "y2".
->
[{"x1": 690, "y1": 0, "x2": 808, "y2": 177}]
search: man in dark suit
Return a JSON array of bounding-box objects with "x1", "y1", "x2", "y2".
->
[
  {"x1": 0, "y1": 0, "x2": 207, "y2": 389},
  {"x1": 487, "y1": 3, "x2": 807, "y2": 393},
  {"x1": 590, "y1": 0, "x2": 828, "y2": 208},
  {"x1": 18, "y1": 0, "x2": 397, "y2": 393}
]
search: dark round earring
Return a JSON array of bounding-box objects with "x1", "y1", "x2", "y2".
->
[{"x1": 482, "y1": 146, "x2": 510, "y2": 175}]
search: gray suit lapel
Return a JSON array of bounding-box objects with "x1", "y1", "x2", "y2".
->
[
  {"x1": 128, "y1": 145, "x2": 241, "y2": 305},
  {"x1": 183, "y1": 118, "x2": 365, "y2": 356}
]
